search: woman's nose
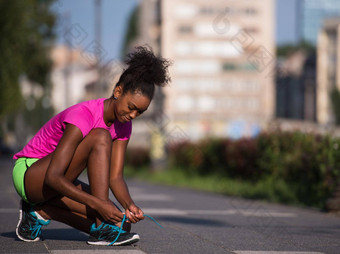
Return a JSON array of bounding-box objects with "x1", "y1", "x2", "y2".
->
[{"x1": 130, "y1": 110, "x2": 138, "y2": 119}]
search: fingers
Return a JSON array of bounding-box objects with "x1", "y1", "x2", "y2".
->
[
  {"x1": 100, "y1": 212, "x2": 122, "y2": 224},
  {"x1": 111, "y1": 206, "x2": 124, "y2": 223},
  {"x1": 127, "y1": 210, "x2": 144, "y2": 223},
  {"x1": 98, "y1": 201, "x2": 124, "y2": 224},
  {"x1": 111, "y1": 212, "x2": 124, "y2": 223},
  {"x1": 127, "y1": 212, "x2": 138, "y2": 223}
]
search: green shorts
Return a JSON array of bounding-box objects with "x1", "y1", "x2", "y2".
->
[{"x1": 12, "y1": 157, "x2": 39, "y2": 204}]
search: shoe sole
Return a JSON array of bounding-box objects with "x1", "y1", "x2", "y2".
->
[
  {"x1": 16, "y1": 200, "x2": 40, "y2": 242},
  {"x1": 87, "y1": 234, "x2": 140, "y2": 246}
]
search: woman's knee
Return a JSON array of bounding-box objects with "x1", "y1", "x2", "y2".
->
[{"x1": 87, "y1": 128, "x2": 112, "y2": 150}]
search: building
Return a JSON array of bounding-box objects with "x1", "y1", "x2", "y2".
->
[
  {"x1": 160, "y1": 0, "x2": 276, "y2": 140},
  {"x1": 276, "y1": 49, "x2": 316, "y2": 121},
  {"x1": 50, "y1": 46, "x2": 99, "y2": 113},
  {"x1": 317, "y1": 17, "x2": 340, "y2": 125},
  {"x1": 299, "y1": 0, "x2": 340, "y2": 45},
  {"x1": 50, "y1": 45, "x2": 123, "y2": 114}
]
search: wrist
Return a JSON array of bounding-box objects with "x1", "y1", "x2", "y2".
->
[
  {"x1": 126, "y1": 201, "x2": 136, "y2": 210},
  {"x1": 88, "y1": 196, "x2": 100, "y2": 211}
]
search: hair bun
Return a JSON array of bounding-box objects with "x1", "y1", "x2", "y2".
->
[{"x1": 125, "y1": 46, "x2": 172, "y2": 87}]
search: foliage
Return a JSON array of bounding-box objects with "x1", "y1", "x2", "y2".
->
[
  {"x1": 121, "y1": 6, "x2": 139, "y2": 57},
  {"x1": 126, "y1": 131, "x2": 340, "y2": 209},
  {"x1": 0, "y1": 0, "x2": 56, "y2": 119},
  {"x1": 277, "y1": 40, "x2": 316, "y2": 57},
  {"x1": 331, "y1": 88, "x2": 340, "y2": 125},
  {"x1": 23, "y1": 97, "x2": 54, "y2": 132},
  {"x1": 125, "y1": 146, "x2": 150, "y2": 168}
]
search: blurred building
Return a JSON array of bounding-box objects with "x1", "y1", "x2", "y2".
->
[
  {"x1": 50, "y1": 45, "x2": 123, "y2": 114},
  {"x1": 276, "y1": 50, "x2": 316, "y2": 121},
  {"x1": 317, "y1": 17, "x2": 340, "y2": 125},
  {"x1": 159, "y1": 0, "x2": 276, "y2": 140},
  {"x1": 50, "y1": 45, "x2": 98, "y2": 113},
  {"x1": 298, "y1": 0, "x2": 340, "y2": 45}
]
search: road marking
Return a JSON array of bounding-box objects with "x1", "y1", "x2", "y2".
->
[
  {"x1": 142, "y1": 208, "x2": 296, "y2": 218},
  {"x1": 190, "y1": 210, "x2": 237, "y2": 215},
  {"x1": 0, "y1": 208, "x2": 18, "y2": 213},
  {"x1": 0, "y1": 206, "x2": 296, "y2": 218},
  {"x1": 51, "y1": 250, "x2": 145, "y2": 254},
  {"x1": 143, "y1": 208, "x2": 188, "y2": 215},
  {"x1": 234, "y1": 252, "x2": 325, "y2": 254},
  {"x1": 0, "y1": 190, "x2": 17, "y2": 194},
  {"x1": 132, "y1": 194, "x2": 174, "y2": 201},
  {"x1": 236, "y1": 209, "x2": 296, "y2": 218}
]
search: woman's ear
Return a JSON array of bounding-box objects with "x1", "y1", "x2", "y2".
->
[{"x1": 114, "y1": 85, "x2": 123, "y2": 99}]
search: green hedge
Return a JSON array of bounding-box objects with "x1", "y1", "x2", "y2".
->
[
  {"x1": 126, "y1": 131, "x2": 340, "y2": 209},
  {"x1": 168, "y1": 131, "x2": 340, "y2": 208}
]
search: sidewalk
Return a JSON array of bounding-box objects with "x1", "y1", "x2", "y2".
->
[
  {"x1": 0, "y1": 158, "x2": 144, "y2": 254},
  {"x1": 1, "y1": 157, "x2": 340, "y2": 254}
]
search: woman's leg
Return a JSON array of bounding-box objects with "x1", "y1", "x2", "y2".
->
[
  {"x1": 24, "y1": 128, "x2": 114, "y2": 232},
  {"x1": 33, "y1": 180, "x2": 94, "y2": 233},
  {"x1": 34, "y1": 180, "x2": 130, "y2": 233}
]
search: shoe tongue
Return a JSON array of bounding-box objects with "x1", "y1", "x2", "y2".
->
[
  {"x1": 39, "y1": 219, "x2": 51, "y2": 225},
  {"x1": 110, "y1": 224, "x2": 125, "y2": 233},
  {"x1": 90, "y1": 222, "x2": 103, "y2": 232},
  {"x1": 91, "y1": 221, "x2": 127, "y2": 234}
]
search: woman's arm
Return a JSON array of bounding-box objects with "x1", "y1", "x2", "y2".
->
[
  {"x1": 109, "y1": 139, "x2": 144, "y2": 223},
  {"x1": 44, "y1": 124, "x2": 123, "y2": 223}
]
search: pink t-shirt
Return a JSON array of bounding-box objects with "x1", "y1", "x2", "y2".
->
[{"x1": 13, "y1": 98, "x2": 132, "y2": 159}]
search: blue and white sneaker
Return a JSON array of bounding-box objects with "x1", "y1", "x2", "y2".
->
[
  {"x1": 16, "y1": 200, "x2": 50, "y2": 242},
  {"x1": 87, "y1": 221, "x2": 139, "y2": 246}
]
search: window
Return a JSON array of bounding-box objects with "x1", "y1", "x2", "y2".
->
[{"x1": 178, "y1": 25, "x2": 193, "y2": 34}]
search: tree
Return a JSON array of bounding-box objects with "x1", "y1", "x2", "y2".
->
[
  {"x1": 121, "y1": 6, "x2": 139, "y2": 57},
  {"x1": 277, "y1": 40, "x2": 316, "y2": 57},
  {"x1": 331, "y1": 89, "x2": 340, "y2": 125},
  {"x1": 0, "y1": 0, "x2": 56, "y2": 120}
]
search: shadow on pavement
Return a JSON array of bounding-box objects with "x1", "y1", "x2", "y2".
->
[
  {"x1": 43, "y1": 228, "x2": 88, "y2": 241},
  {"x1": 1, "y1": 231, "x2": 17, "y2": 240},
  {"x1": 157, "y1": 216, "x2": 230, "y2": 227},
  {"x1": 1, "y1": 228, "x2": 88, "y2": 242}
]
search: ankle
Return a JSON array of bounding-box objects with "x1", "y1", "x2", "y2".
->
[
  {"x1": 34, "y1": 208, "x2": 51, "y2": 221},
  {"x1": 122, "y1": 222, "x2": 131, "y2": 232},
  {"x1": 95, "y1": 218, "x2": 102, "y2": 227}
]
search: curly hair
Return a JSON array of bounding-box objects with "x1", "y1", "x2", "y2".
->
[{"x1": 114, "y1": 46, "x2": 172, "y2": 100}]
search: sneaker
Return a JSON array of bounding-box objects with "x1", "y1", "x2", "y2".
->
[
  {"x1": 16, "y1": 200, "x2": 50, "y2": 242},
  {"x1": 87, "y1": 222, "x2": 140, "y2": 246}
]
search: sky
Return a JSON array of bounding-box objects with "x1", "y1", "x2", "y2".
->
[
  {"x1": 53, "y1": 0, "x2": 298, "y2": 61},
  {"x1": 53, "y1": 0, "x2": 140, "y2": 60},
  {"x1": 276, "y1": 0, "x2": 298, "y2": 45}
]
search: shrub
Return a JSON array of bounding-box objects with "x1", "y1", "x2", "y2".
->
[
  {"x1": 221, "y1": 138, "x2": 259, "y2": 180},
  {"x1": 125, "y1": 147, "x2": 150, "y2": 168},
  {"x1": 167, "y1": 131, "x2": 340, "y2": 209},
  {"x1": 168, "y1": 141, "x2": 203, "y2": 174}
]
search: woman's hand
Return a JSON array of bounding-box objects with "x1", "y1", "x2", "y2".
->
[
  {"x1": 126, "y1": 204, "x2": 144, "y2": 223},
  {"x1": 96, "y1": 200, "x2": 124, "y2": 224}
]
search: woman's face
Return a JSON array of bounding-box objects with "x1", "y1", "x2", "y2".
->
[{"x1": 115, "y1": 91, "x2": 151, "y2": 123}]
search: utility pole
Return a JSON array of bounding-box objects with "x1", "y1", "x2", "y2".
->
[
  {"x1": 95, "y1": 0, "x2": 102, "y2": 98},
  {"x1": 64, "y1": 12, "x2": 71, "y2": 110}
]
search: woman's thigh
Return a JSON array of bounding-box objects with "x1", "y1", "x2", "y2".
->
[
  {"x1": 24, "y1": 128, "x2": 111, "y2": 204},
  {"x1": 24, "y1": 153, "x2": 56, "y2": 203}
]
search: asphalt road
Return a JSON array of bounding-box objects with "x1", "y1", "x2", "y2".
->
[{"x1": 1, "y1": 157, "x2": 340, "y2": 254}]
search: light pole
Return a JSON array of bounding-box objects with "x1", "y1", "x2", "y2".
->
[{"x1": 94, "y1": 0, "x2": 102, "y2": 98}]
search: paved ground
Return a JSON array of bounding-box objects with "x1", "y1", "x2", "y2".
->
[{"x1": 1, "y1": 157, "x2": 340, "y2": 254}]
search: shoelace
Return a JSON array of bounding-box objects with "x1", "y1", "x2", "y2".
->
[
  {"x1": 108, "y1": 213, "x2": 163, "y2": 246},
  {"x1": 30, "y1": 223, "x2": 43, "y2": 239},
  {"x1": 144, "y1": 214, "x2": 164, "y2": 229},
  {"x1": 108, "y1": 214, "x2": 126, "y2": 246},
  {"x1": 28, "y1": 212, "x2": 43, "y2": 239},
  {"x1": 28, "y1": 211, "x2": 50, "y2": 239}
]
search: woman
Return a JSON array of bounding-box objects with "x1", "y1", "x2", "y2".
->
[{"x1": 12, "y1": 46, "x2": 171, "y2": 246}]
